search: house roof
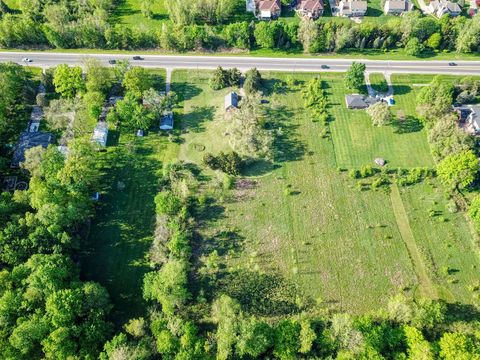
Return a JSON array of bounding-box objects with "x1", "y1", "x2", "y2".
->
[
  {"x1": 225, "y1": 91, "x2": 239, "y2": 109},
  {"x1": 350, "y1": 0, "x2": 367, "y2": 10},
  {"x1": 297, "y1": 0, "x2": 324, "y2": 12},
  {"x1": 446, "y1": 1, "x2": 461, "y2": 11},
  {"x1": 385, "y1": 0, "x2": 409, "y2": 10},
  {"x1": 345, "y1": 94, "x2": 368, "y2": 108},
  {"x1": 12, "y1": 131, "x2": 54, "y2": 167},
  {"x1": 92, "y1": 122, "x2": 108, "y2": 146},
  {"x1": 160, "y1": 111, "x2": 174, "y2": 129},
  {"x1": 257, "y1": 0, "x2": 281, "y2": 11}
]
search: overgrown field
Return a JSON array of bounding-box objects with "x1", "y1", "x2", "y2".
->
[{"x1": 170, "y1": 69, "x2": 480, "y2": 313}]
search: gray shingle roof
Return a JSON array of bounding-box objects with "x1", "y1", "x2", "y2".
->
[{"x1": 11, "y1": 132, "x2": 54, "y2": 167}]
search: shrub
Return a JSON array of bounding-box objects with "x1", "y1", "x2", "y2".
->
[
  {"x1": 202, "y1": 152, "x2": 243, "y2": 175},
  {"x1": 155, "y1": 191, "x2": 182, "y2": 216}
]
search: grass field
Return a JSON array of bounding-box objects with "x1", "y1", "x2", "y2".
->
[
  {"x1": 171, "y1": 69, "x2": 480, "y2": 313},
  {"x1": 81, "y1": 69, "x2": 175, "y2": 325},
  {"x1": 112, "y1": 0, "x2": 169, "y2": 28},
  {"x1": 369, "y1": 72, "x2": 388, "y2": 93}
]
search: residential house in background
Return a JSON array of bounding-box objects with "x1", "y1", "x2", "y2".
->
[
  {"x1": 296, "y1": 0, "x2": 324, "y2": 19},
  {"x1": 11, "y1": 132, "x2": 54, "y2": 168},
  {"x1": 225, "y1": 91, "x2": 239, "y2": 111},
  {"x1": 428, "y1": 0, "x2": 461, "y2": 17},
  {"x1": 92, "y1": 122, "x2": 108, "y2": 147},
  {"x1": 384, "y1": 0, "x2": 413, "y2": 15},
  {"x1": 160, "y1": 111, "x2": 174, "y2": 131},
  {"x1": 337, "y1": 0, "x2": 367, "y2": 17},
  {"x1": 249, "y1": 0, "x2": 282, "y2": 19}
]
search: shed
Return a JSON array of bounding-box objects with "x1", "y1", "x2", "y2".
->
[
  {"x1": 92, "y1": 122, "x2": 108, "y2": 147},
  {"x1": 160, "y1": 111, "x2": 174, "y2": 130},
  {"x1": 11, "y1": 132, "x2": 54, "y2": 168},
  {"x1": 225, "y1": 92, "x2": 239, "y2": 111}
]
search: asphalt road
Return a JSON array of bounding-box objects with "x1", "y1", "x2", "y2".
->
[{"x1": 1, "y1": 51, "x2": 480, "y2": 75}]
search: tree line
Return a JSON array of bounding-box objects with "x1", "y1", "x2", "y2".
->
[{"x1": 1, "y1": 1, "x2": 480, "y2": 55}]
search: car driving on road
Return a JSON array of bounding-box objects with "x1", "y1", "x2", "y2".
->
[{"x1": 22, "y1": 58, "x2": 32, "y2": 63}]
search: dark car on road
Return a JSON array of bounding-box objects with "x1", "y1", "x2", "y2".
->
[
  {"x1": 448, "y1": 62, "x2": 457, "y2": 66},
  {"x1": 321, "y1": 65, "x2": 329, "y2": 69},
  {"x1": 133, "y1": 56, "x2": 143, "y2": 60},
  {"x1": 108, "y1": 59, "x2": 116, "y2": 64}
]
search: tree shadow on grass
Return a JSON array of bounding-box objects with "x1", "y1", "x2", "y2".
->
[
  {"x1": 181, "y1": 105, "x2": 216, "y2": 133},
  {"x1": 392, "y1": 85, "x2": 412, "y2": 95},
  {"x1": 171, "y1": 82, "x2": 202, "y2": 102},
  {"x1": 391, "y1": 115, "x2": 424, "y2": 134},
  {"x1": 266, "y1": 105, "x2": 307, "y2": 163},
  {"x1": 81, "y1": 138, "x2": 161, "y2": 327}
]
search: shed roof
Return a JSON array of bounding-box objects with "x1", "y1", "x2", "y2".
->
[
  {"x1": 12, "y1": 132, "x2": 54, "y2": 167},
  {"x1": 225, "y1": 91, "x2": 239, "y2": 109}
]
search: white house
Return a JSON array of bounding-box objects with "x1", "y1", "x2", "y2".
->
[
  {"x1": 428, "y1": 0, "x2": 461, "y2": 17},
  {"x1": 384, "y1": 0, "x2": 413, "y2": 14},
  {"x1": 338, "y1": 0, "x2": 367, "y2": 17}
]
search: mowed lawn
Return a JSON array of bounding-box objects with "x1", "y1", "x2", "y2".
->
[
  {"x1": 329, "y1": 73, "x2": 434, "y2": 169},
  {"x1": 172, "y1": 70, "x2": 480, "y2": 313},
  {"x1": 82, "y1": 133, "x2": 178, "y2": 325}
]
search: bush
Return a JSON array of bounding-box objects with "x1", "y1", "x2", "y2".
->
[
  {"x1": 209, "y1": 66, "x2": 241, "y2": 90},
  {"x1": 202, "y1": 152, "x2": 243, "y2": 175},
  {"x1": 244, "y1": 68, "x2": 262, "y2": 95},
  {"x1": 155, "y1": 191, "x2": 182, "y2": 216}
]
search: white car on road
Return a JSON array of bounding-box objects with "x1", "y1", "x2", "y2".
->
[{"x1": 22, "y1": 58, "x2": 32, "y2": 63}]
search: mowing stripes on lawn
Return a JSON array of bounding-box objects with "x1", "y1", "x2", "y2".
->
[{"x1": 390, "y1": 183, "x2": 438, "y2": 299}]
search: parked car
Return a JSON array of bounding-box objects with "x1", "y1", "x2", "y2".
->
[
  {"x1": 108, "y1": 59, "x2": 116, "y2": 64},
  {"x1": 133, "y1": 56, "x2": 143, "y2": 60},
  {"x1": 22, "y1": 58, "x2": 32, "y2": 63}
]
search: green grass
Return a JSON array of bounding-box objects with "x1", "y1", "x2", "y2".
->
[
  {"x1": 171, "y1": 69, "x2": 480, "y2": 313},
  {"x1": 111, "y1": 0, "x2": 169, "y2": 28},
  {"x1": 328, "y1": 72, "x2": 433, "y2": 168},
  {"x1": 82, "y1": 133, "x2": 178, "y2": 325},
  {"x1": 369, "y1": 72, "x2": 388, "y2": 93},
  {"x1": 81, "y1": 68, "x2": 169, "y2": 325}
]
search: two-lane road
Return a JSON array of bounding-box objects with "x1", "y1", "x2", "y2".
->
[{"x1": 1, "y1": 51, "x2": 480, "y2": 75}]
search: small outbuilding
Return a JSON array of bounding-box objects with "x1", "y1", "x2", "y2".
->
[
  {"x1": 11, "y1": 132, "x2": 54, "y2": 168},
  {"x1": 160, "y1": 111, "x2": 174, "y2": 131},
  {"x1": 225, "y1": 92, "x2": 239, "y2": 111},
  {"x1": 92, "y1": 122, "x2": 109, "y2": 147}
]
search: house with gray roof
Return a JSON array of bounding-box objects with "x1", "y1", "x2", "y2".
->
[
  {"x1": 225, "y1": 92, "x2": 239, "y2": 111},
  {"x1": 428, "y1": 0, "x2": 461, "y2": 17},
  {"x1": 338, "y1": 0, "x2": 367, "y2": 16},
  {"x1": 345, "y1": 94, "x2": 377, "y2": 109},
  {"x1": 160, "y1": 111, "x2": 174, "y2": 131},
  {"x1": 384, "y1": 0, "x2": 413, "y2": 14},
  {"x1": 11, "y1": 132, "x2": 54, "y2": 168}
]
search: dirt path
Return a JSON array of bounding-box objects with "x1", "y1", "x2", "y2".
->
[{"x1": 390, "y1": 183, "x2": 438, "y2": 299}]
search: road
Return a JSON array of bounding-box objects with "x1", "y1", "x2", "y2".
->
[{"x1": 1, "y1": 51, "x2": 480, "y2": 75}]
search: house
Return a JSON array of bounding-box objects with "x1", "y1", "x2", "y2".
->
[
  {"x1": 296, "y1": 0, "x2": 324, "y2": 19},
  {"x1": 338, "y1": 0, "x2": 367, "y2": 17},
  {"x1": 384, "y1": 0, "x2": 413, "y2": 14},
  {"x1": 92, "y1": 122, "x2": 108, "y2": 147},
  {"x1": 455, "y1": 105, "x2": 480, "y2": 134},
  {"x1": 345, "y1": 94, "x2": 377, "y2": 109},
  {"x1": 160, "y1": 111, "x2": 174, "y2": 131},
  {"x1": 428, "y1": 0, "x2": 461, "y2": 17},
  {"x1": 225, "y1": 92, "x2": 239, "y2": 111},
  {"x1": 253, "y1": 0, "x2": 281, "y2": 19},
  {"x1": 11, "y1": 132, "x2": 54, "y2": 168}
]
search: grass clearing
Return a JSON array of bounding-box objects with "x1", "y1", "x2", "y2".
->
[
  {"x1": 112, "y1": 0, "x2": 169, "y2": 27},
  {"x1": 171, "y1": 69, "x2": 480, "y2": 313},
  {"x1": 369, "y1": 72, "x2": 388, "y2": 93}
]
